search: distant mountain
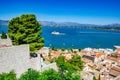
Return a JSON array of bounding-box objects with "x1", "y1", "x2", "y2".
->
[
  {"x1": 39, "y1": 21, "x2": 98, "y2": 27},
  {"x1": 40, "y1": 21, "x2": 120, "y2": 28},
  {"x1": 0, "y1": 20, "x2": 120, "y2": 28},
  {"x1": 0, "y1": 20, "x2": 8, "y2": 26},
  {"x1": 103, "y1": 23, "x2": 120, "y2": 28},
  {"x1": 40, "y1": 21, "x2": 57, "y2": 27}
]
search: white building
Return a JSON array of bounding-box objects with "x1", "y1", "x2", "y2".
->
[{"x1": 38, "y1": 47, "x2": 50, "y2": 58}]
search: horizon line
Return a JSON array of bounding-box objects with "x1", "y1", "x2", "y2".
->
[{"x1": 0, "y1": 19, "x2": 120, "y2": 26}]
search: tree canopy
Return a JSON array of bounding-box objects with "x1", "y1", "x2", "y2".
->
[
  {"x1": 19, "y1": 68, "x2": 40, "y2": 80},
  {"x1": 56, "y1": 55, "x2": 84, "y2": 73},
  {"x1": 0, "y1": 68, "x2": 81, "y2": 80},
  {"x1": 68, "y1": 55, "x2": 84, "y2": 72},
  {"x1": 39, "y1": 69, "x2": 61, "y2": 80},
  {"x1": 39, "y1": 69, "x2": 81, "y2": 80},
  {"x1": 8, "y1": 14, "x2": 44, "y2": 53}
]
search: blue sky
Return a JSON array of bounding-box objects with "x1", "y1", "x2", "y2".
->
[{"x1": 0, "y1": 0, "x2": 120, "y2": 25}]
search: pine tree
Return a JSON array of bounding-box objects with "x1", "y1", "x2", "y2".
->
[{"x1": 8, "y1": 14, "x2": 44, "y2": 53}]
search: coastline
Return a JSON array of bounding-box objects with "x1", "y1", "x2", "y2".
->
[{"x1": 42, "y1": 26, "x2": 120, "y2": 31}]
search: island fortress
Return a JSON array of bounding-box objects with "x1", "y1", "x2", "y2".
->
[{"x1": 0, "y1": 36, "x2": 57, "y2": 77}]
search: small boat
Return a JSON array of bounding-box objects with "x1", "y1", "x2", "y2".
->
[{"x1": 51, "y1": 31, "x2": 60, "y2": 35}]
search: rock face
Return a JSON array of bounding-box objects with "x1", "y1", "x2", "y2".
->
[{"x1": 0, "y1": 45, "x2": 41, "y2": 77}]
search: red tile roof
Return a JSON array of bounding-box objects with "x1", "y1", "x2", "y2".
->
[
  {"x1": 109, "y1": 69, "x2": 120, "y2": 77},
  {"x1": 116, "y1": 53, "x2": 120, "y2": 57},
  {"x1": 111, "y1": 66, "x2": 120, "y2": 72},
  {"x1": 94, "y1": 52, "x2": 103, "y2": 58},
  {"x1": 116, "y1": 48, "x2": 120, "y2": 51},
  {"x1": 107, "y1": 56, "x2": 119, "y2": 62},
  {"x1": 109, "y1": 66, "x2": 120, "y2": 77},
  {"x1": 81, "y1": 50, "x2": 87, "y2": 53}
]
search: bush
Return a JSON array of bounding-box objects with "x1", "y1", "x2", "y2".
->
[
  {"x1": 0, "y1": 68, "x2": 81, "y2": 80},
  {"x1": 19, "y1": 68, "x2": 40, "y2": 80},
  {"x1": 0, "y1": 70, "x2": 17, "y2": 80},
  {"x1": 1, "y1": 31, "x2": 7, "y2": 39},
  {"x1": 63, "y1": 73, "x2": 81, "y2": 80},
  {"x1": 38, "y1": 69, "x2": 61, "y2": 80},
  {"x1": 61, "y1": 48, "x2": 65, "y2": 51},
  {"x1": 51, "y1": 45, "x2": 57, "y2": 51},
  {"x1": 68, "y1": 55, "x2": 84, "y2": 72},
  {"x1": 56, "y1": 55, "x2": 84, "y2": 73}
]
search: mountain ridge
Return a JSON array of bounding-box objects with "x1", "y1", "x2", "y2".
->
[{"x1": 0, "y1": 20, "x2": 120, "y2": 28}]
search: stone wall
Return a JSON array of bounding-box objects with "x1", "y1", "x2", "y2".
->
[
  {"x1": 0, "y1": 45, "x2": 41, "y2": 77},
  {"x1": 0, "y1": 42, "x2": 57, "y2": 78},
  {"x1": 29, "y1": 54, "x2": 41, "y2": 71}
]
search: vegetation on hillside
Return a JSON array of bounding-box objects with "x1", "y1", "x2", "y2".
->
[
  {"x1": 56, "y1": 55, "x2": 84, "y2": 73},
  {"x1": 19, "y1": 68, "x2": 40, "y2": 80},
  {"x1": 8, "y1": 14, "x2": 44, "y2": 53},
  {"x1": 0, "y1": 68, "x2": 81, "y2": 80}
]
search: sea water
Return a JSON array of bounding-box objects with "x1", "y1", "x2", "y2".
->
[{"x1": 1, "y1": 26, "x2": 120, "y2": 49}]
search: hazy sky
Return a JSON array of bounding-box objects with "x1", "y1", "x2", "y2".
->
[{"x1": 0, "y1": 0, "x2": 120, "y2": 25}]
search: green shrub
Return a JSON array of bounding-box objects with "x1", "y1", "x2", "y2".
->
[
  {"x1": 19, "y1": 68, "x2": 40, "y2": 80},
  {"x1": 61, "y1": 48, "x2": 65, "y2": 51},
  {"x1": 1, "y1": 31, "x2": 7, "y2": 39},
  {"x1": 38, "y1": 69, "x2": 61, "y2": 80},
  {"x1": 0, "y1": 70, "x2": 17, "y2": 80}
]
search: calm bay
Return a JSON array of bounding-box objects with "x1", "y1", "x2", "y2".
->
[{"x1": 0, "y1": 25, "x2": 120, "y2": 49}]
